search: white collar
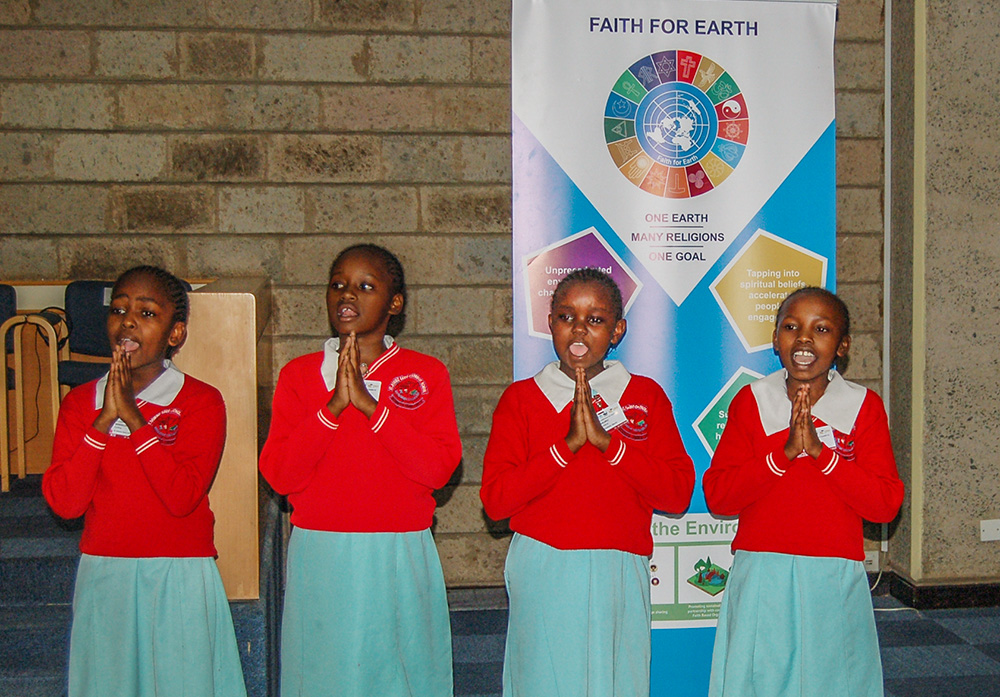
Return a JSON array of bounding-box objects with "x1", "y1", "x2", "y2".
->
[
  {"x1": 321, "y1": 336, "x2": 396, "y2": 390},
  {"x1": 751, "y1": 369, "x2": 868, "y2": 436},
  {"x1": 94, "y1": 360, "x2": 185, "y2": 408},
  {"x1": 533, "y1": 360, "x2": 632, "y2": 412}
]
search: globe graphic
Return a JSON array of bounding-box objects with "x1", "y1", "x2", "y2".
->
[
  {"x1": 604, "y1": 51, "x2": 748, "y2": 199},
  {"x1": 635, "y1": 82, "x2": 718, "y2": 168}
]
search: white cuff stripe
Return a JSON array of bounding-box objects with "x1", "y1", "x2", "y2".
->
[
  {"x1": 549, "y1": 444, "x2": 568, "y2": 468},
  {"x1": 371, "y1": 408, "x2": 389, "y2": 434},
  {"x1": 766, "y1": 453, "x2": 786, "y2": 477},
  {"x1": 821, "y1": 453, "x2": 839, "y2": 475},
  {"x1": 607, "y1": 440, "x2": 626, "y2": 466},
  {"x1": 317, "y1": 409, "x2": 338, "y2": 431},
  {"x1": 84, "y1": 434, "x2": 106, "y2": 451},
  {"x1": 135, "y1": 436, "x2": 158, "y2": 455}
]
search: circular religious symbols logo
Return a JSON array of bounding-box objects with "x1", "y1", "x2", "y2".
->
[{"x1": 604, "y1": 50, "x2": 749, "y2": 199}]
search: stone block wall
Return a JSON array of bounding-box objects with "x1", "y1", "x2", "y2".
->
[{"x1": 0, "y1": 0, "x2": 886, "y2": 585}]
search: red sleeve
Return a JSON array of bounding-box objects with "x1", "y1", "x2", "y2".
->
[
  {"x1": 132, "y1": 384, "x2": 226, "y2": 518},
  {"x1": 606, "y1": 383, "x2": 694, "y2": 514},
  {"x1": 367, "y1": 362, "x2": 461, "y2": 490},
  {"x1": 258, "y1": 362, "x2": 342, "y2": 495},
  {"x1": 43, "y1": 386, "x2": 105, "y2": 520},
  {"x1": 813, "y1": 392, "x2": 904, "y2": 522},
  {"x1": 703, "y1": 386, "x2": 792, "y2": 516},
  {"x1": 480, "y1": 384, "x2": 568, "y2": 521}
]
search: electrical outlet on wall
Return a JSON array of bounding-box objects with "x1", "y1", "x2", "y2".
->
[
  {"x1": 863, "y1": 550, "x2": 879, "y2": 572},
  {"x1": 980, "y1": 519, "x2": 1000, "y2": 542}
]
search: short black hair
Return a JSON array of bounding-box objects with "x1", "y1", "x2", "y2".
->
[
  {"x1": 775, "y1": 286, "x2": 851, "y2": 370},
  {"x1": 329, "y1": 244, "x2": 407, "y2": 336},
  {"x1": 113, "y1": 266, "x2": 189, "y2": 357},
  {"x1": 551, "y1": 268, "x2": 624, "y2": 321}
]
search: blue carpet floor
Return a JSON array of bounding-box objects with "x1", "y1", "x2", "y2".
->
[
  {"x1": 875, "y1": 595, "x2": 1000, "y2": 697},
  {"x1": 4, "y1": 475, "x2": 1000, "y2": 696}
]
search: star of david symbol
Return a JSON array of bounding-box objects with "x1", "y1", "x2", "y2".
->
[{"x1": 656, "y1": 56, "x2": 676, "y2": 74}]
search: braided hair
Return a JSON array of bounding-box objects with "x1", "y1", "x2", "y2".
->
[
  {"x1": 112, "y1": 265, "x2": 189, "y2": 357},
  {"x1": 329, "y1": 244, "x2": 407, "y2": 336},
  {"x1": 774, "y1": 286, "x2": 850, "y2": 337},
  {"x1": 774, "y1": 286, "x2": 851, "y2": 370},
  {"x1": 551, "y1": 267, "x2": 624, "y2": 321}
]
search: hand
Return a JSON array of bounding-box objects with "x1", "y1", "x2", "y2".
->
[
  {"x1": 565, "y1": 368, "x2": 588, "y2": 453},
  {"x1": 94, "y1": 347, "x2": 144, "y2": 434},
  {"x1": 576, "y1": 367, "x2": 612, "y2": 452},
  {"x1": 326, "y1": 335, "x2": 353, "y2": 417},
  {"x1": 111, "y1": 348, "x2": 144, "y2": 433},
  {"x1": 565, "y1": 367, "x2": 610, "y2": 453},
  {"x1": 326, "y1": 333, "x2": 378, "y2": 419},
  {"x1": 345, "y1": 333, "x2": 377, "y2": 419},
  {"x1": 784, "y1": 386, "x2": 821, "y2": 460},
  {"x1": 93, "y1": 347, "x2": 121, "y2": 433}
]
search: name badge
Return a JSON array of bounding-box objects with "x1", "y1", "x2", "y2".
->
[
  {"x1": 815, "y1": 424, "x2": 836, "y2": 449},
  {"x1": 364, "y1": 379, "x2": 382, "y2": 402},
  {"x1": 110, "y1": 419, "x2": 131, "y2": 438},
  {"x1": 592, "y1": 393, "x2": 628, "y2": 431}
]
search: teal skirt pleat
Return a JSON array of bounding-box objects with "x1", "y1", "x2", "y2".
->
[
  {"x1": 502, "y1": 533, "x2": 652, "y2": 697},
  {"x1": 281, "y1": 527, "x2": 453, "y2": 697},
  {"x1": 709, "y1": 550, "x2": 884, "y2": 697},
  {"x1": 68, "y1": 554, "x2": 247, "y2": 697}
]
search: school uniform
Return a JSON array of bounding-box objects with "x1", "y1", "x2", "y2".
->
[
  {"x1": 703, "y1": 369, "x2": 904, "y2": 697},
  {"x1": 259, "y1": 337, "x2": 462, "y2": 697},
  {"x1": 43, "y1": 362, "x2": 246, "y2": 697},
  {"x1": 481, "y1": 361, "x2": 695, "y2": 697}
]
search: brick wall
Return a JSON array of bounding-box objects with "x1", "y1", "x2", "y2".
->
[
  {"x1": 0, "y1": 0, "x2": 885, "y2": 585},
  {"x1": 834, "y1": 0, "x2": 886, "y2": 395}
]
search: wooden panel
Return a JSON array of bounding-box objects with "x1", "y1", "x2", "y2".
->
[
  {"x1": 3, "y1": 318, "x2": 62, "y2": 476},
  {"x1": 171, "y1": 277, "x2": 269, "y2": 600}
]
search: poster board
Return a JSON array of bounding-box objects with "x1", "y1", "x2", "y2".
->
[{"x1": 511, "y1": 0, "x2": 837, "y2": 692}]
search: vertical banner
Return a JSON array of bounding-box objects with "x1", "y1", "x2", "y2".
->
[{"x1": 511, "y1": 0, "x2": 837, "y2": 694}]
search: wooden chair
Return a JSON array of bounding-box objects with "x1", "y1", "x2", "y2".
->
[{"x1": 0, "y1": 289, "x2": 63, "y2": 492}]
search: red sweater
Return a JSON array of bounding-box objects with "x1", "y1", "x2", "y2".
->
[
  {"x1": 703, "y1": 372, "x2": 904, "y2": 561},
  {"x1": 43, "y1": 368, "x2": 225, "y2": 558},
  {"x1": 480, "y1": 368, "x2": 694, "y2": 555},
  {"x1": 258, "y1": 342, "x2": 462, "y2": 532}
]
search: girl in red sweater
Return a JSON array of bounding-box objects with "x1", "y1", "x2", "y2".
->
[
  {"x1": 704, "y1": 287, "x2": 904, "y2": 697},
  {"x1": 259, "y1": 244, "x2": 461, "y2": 697},
  {"x1": 481, "y1": 268, "x2": 695, "y2": 697},
  {"x1": 43, "y1": 266, "x2": 246, "y2": 697}
]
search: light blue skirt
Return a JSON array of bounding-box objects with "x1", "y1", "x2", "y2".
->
[
  {"x1": 709, "y1": 550, "x2": 883, "y2": 697},
  {"x1": 68, "y1": 554, "x2": 247, "y2": 697},
  {"x1": 281, "y1": 527, "x2": 453, "y2": 697},
  {"x1": 503, "y1": 533, "x2": 652, "y2": 697}
]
